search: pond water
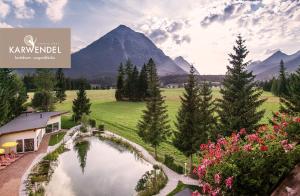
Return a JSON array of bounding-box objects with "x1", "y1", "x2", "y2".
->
[{"x1": 45, "y1": 137, "x2": 152, "y2": 196}]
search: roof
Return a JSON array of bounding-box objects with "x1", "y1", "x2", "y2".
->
[{"x1": 0, "y1": 112, "x2": 67, "y2": 136}]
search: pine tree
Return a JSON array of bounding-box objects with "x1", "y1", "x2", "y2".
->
[
  {"x1": 131, "y1": 66, "x2": 139, "y2": 101},
  {"x1": 216, "y1": 35, "x2": 266, "y2": 135},
  {"x1": 277, "y1": 60, "x2": 289, "y2": 97},
  {"x1": 198, "y1": 81, "x2": 217, "y2": 140},
  {"x1": 124, "y1": 60, "x2": 133, "y2": 98},
  {"x1": 115, "y1": 63, "x2": 125, "y2": 101},
  {"x1": 138, "y1": 64, "x2": 149, "y2": 100},
  {"x1": 137, "y1": 58, "x2": 171, "y2": 159},
  {"x1": 280, "y1": 65, "x2": 300, "y2": 115},
  {"x1": 55, "y1": 68, "x2": 66, "y2": 103},
  {"x1": 0, "y1": 69, "x2": 27, "y2": 125},
  {"x1": 173, "y1": 65, "x2": 203, "y2": 174},
  {"x1": 72, "y1": 84, "x2": 91, "y2": 122},
  {"x1": 271, "y1": 78, "x2": 279, "y2": 96}
]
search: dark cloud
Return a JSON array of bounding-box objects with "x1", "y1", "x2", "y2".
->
[
  {"x1": 166, "y1": 21, "x2": 183, "y2": 33},
  {"x1": 172, "y1": 34, "x2": 191, "y2": 45},
  {"x1": 148, "y1": 29, "x2": 169, "y2": 44}
]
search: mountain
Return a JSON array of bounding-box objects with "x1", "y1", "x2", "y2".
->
[
  {"x1": 65, "y1": 25, "x2": 186, "y2": 79},
  {"x1": 174, "y1": 56, "x2": 200, "y2": 75},
  {"x1": 248, "y1": 50, "x2": 300, "y2": 80}
]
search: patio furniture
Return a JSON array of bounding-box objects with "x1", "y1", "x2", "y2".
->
[{"x1": 2, "y1": 142, "x2": 18, "y2": 154}]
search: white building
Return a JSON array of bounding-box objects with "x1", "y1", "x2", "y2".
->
[{"x1": 0, "y1": 112, "x2": 66, "y2": 153}]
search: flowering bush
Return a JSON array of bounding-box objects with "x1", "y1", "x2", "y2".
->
[{"x1": 194, "y1": 114, "x2": 300, "y2": 195}]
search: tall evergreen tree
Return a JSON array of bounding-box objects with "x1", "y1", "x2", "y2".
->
[
  {"x1": 72, "y1": 84, "x2": 91, "y2": 122},
  {"x1": 271, "y1": 78, "x2": 279, "y2": 96},
  {"x1": 173, "y1": 66, "x2": 203, "y2": 174},
  {"x1": 115, "y1": 63, "x2": 125, "y2": 101},
  {"x1": 138, "y1": 64, "x2": 149, "y2": 100},
  {"x1": 32, "y1": 69, "x2": 56, "y2": 111},
  {"x1": 280, "y1": 65, "x2": 300, "y2": 115},
  {"x1": 131, "y1": 66, "x2": 139, "y2": 101},
  {"x1": 277, "y1": 60, "x2": 289, "y2": 97},
  {"x1": 198, "y1": 81, "x2": 217, "y2": 140},
  {"x1": 124, "y1": 60, "x2": 134, "y2": 98},
  {"x1": 217, "y1": 35, "x2": 266, "y2": 135},
  {"x1": 0, "y1": 69, "x2": 27, "y2": 125},
  {"x1": 55, "y1": 68, "x2": 66, "y2": 103},
  {"x1": 137, "y1": 58, "x2": 171, "y2": 159}
]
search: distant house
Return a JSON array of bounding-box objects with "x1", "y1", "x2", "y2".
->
[{"x1": 0, "y1": 112, "x2": 66, "y2": 153}]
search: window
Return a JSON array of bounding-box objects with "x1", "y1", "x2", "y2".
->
[
  {"x1": 16, "y1": 140, "x2": 23, "y2": 153},
  {"x1": 24, "y1": 138, "x2": 34, "y2": 152},
  {"x1": 53, "y1": 122, "x2": 59, "y2": 131},
  {"x1": 46, "y1": 124, "x2": 53, "y2": 133}
]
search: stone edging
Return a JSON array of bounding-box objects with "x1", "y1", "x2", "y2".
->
[{"x1": 19, "y1": 125, "x2": 80, "y2": 196}]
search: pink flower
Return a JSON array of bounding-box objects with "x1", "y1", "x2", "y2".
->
[
  {"x1": 211, "y1": 188, "x2": 220, "y2": 196},
  {"x1": 192, "y1": 190, "x2": 200, "y2": 196},
  {"x1": 200, "y1": 144, "x2": 208, "y2": 151},
  {"x1": 225, "y1": 176, "x2": 234, "y2": 189},
  {"x1": 243, "y1": 144, "x2": 252, "y2": 152},
  {"x1": 214, "y1": 173, "x2": 222, "y2": 184},
  {"x1": 202, "y1": 183, "x2": 211, "y2": 194},
  {"x1": 239, "y1": 128, "x2": 246, "y2": 135},
  {"x1": 198, "y1": 165, "x2": 206, "y2": 178},
  {"x1": 281, "y1": 140, "x2": 288, "y2": 146},
  {"x1": 282, "y1": 121, "x2": 288, "y2": 127},
  {"x1": 247, "y1": 133, "x2": 259, "y2": 143},
  {"x1": 260, "y1": 145, "x2": 268, "y2": 151}
]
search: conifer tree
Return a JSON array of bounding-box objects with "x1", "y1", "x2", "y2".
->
[
  {"x1": 115, "y1": 63, "x2": 125, "y2": 101},
  {"x1": 138, "y1": 64, "x2": 149, "y2": 100},
  {"x1": 216, "y1": 35, "x2": 266, "y2": 135},
  {"x1": 271, "y1": 78, "x2": 279, "y2": 96},
  {"x1": 55, "y1": 68, "x2": 66, "y2": 103},
  {"x1": 72, "y1": 83, "x2": 91, "y2": 122},
  {"x1": 277, "y1": 60, "x2": 289, "y2": 97},
  {"x1": 173, "y1": 66, "x2": 203, "y2": 174},
  {"x1": 198, "y1": 81, "x2": 217, "y2": 140},
  {"x1": 124, "y1": 60, "x2": 133, "y2": 98},
  {"x1": 280, "y1": 65, "x2": 300, "y2": 115},
  {"x1": 131, "y1": 66, "x2": 139, "y2": 101},
  {"x1": 137, "y1": 58, "x2": 171, "y2": 159}
]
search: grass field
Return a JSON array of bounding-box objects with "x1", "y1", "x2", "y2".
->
[{"x1": 30, "y1": 88, "x2": 279, "y2": 167}]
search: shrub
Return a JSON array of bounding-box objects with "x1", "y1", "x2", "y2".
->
[
  {"x1": 164, "y1": 154, "x2": 184, "y2": 174},
  {"x1": 89, "y1": 119, "x2": 96, "y2": 128},
  {"x1": 80, "y1": 126, "x2": 87, "y2": 133},
  {"x1": 193, "y1": 114, "x2": 300, "y2": 196},
  {"x1": 98, "y1": 124, "x2": 105, "y2": 132},
  {"x1": 135, "y1": 165, "x2": 167, "y2": 196}
]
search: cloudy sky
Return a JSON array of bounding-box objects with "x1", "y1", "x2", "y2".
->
[{"x1": 1, "y1": 0, "x2": 300, "y2": 74}]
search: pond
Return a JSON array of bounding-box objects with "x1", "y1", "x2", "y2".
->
[{"x1": 44, "y1": 137, "x2": 152, "y2": 196}]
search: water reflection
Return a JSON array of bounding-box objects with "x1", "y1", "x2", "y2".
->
[
  {"x1": 73, "y1": 139, "x2": 90, "y2": 173},
  {"x1": 45, "y1": 137, "x2": 152, "y2": 196}
]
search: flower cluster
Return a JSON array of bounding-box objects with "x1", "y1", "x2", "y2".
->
[{"x1": 194, "y1": 113, "x2": 300, "y2": 195}]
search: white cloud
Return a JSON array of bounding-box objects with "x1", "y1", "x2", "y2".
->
[
  {"x1": 0, "y1": 21, "x2": 12, "y2": 27},
  {"x1": 0, "y1": 1, "x2": 10, "y2": 18},
  {"x1": 35, "y1": 0, "x2": 68, "y2": 22},
  {"x1": 11, "y1": 0, "x2": 35, "y2": 19}
]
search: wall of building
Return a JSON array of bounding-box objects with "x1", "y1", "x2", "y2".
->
[
  {"x1": 47, "y1": 116, "x2": 61, "y2": 130},
  {"x1": 0, "y1": 129, "x2": 38, "y2": 152}
]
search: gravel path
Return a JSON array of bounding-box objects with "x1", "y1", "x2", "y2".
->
[
  {"x1": 0, "y1": 135, "x2": 50, "y2": 196},
  {"x1": 103, "y1": 131, "x2": 199, "y2": 195}
]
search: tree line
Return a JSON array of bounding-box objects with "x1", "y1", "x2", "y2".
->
[
  {"x1": 23, "y1": 73, "x2": 91, "y2": 92},
  {"x1": 115, "y1": 60, "x2": 150, "y2": 101}
]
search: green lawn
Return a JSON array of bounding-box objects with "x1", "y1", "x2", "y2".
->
[
  {"x1": 48, "y1": 131, "x2": 67, "y2": 146},
  {"x1": 31, "y1": 88, "x2": 279, "y2": 167}
]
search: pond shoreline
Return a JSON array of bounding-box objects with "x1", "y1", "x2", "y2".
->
[{"x1": 102, "y1": 130, "x2": 198, "y2": 196}]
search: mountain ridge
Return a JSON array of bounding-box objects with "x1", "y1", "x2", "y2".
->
[{"x1": 64, "y1": 25, "x2": 186, "y2": 79}]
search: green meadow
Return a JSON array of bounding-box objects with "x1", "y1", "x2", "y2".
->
[{"x1": 30, "y1": 88, "x2": 279, "y2": 166}]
